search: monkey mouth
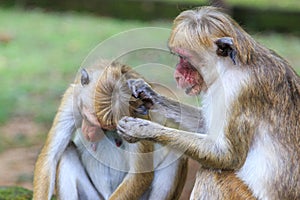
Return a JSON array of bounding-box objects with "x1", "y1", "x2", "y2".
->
[{"x1": 174, "y1": 56, "x2": 205, "y2": 96}]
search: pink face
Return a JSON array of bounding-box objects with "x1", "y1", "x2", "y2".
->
[
  {"x1": 81, "y1": 106, "x2": 105, "y2": 143},
  {"x1": 174, "y1": 55, "x2": 205, "y2": 96},
  {"x1": 82, "y1": 118, "x2": 104, "y2": 142}
]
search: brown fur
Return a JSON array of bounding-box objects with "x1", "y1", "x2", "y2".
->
[
  {"x1": 118, "y1": 6, "x2": 300, "y2": 200},
  {"x1": 109, "y1": 140, "x2": 154, "y2": 200},
  {"x1": 192, "y1": 169, "x2": 255, "y2": 200}
]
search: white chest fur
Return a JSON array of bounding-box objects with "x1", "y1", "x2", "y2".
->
[
  {"x1": 201, "y1": 62, "x2": 249, "y2": 146},
  {"x1": 236, "y1": 123, "x2": 281, "y2": 199}
]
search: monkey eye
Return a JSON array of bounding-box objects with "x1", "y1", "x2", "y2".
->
[
  {"x1": 178, "y1": 55, "x2": 188, "y2": 61},
  {"x1": 170, "y1": 51, "x2": 188, "y2": 61},
  {"x1": 170, "y1": 51, "x2": 180, "y2": 57}
]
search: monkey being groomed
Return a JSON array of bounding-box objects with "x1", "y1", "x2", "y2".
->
[
  {"x1": 117, "y1": 6, "x2": 300, "y2": 200},
  {"x1": 33, "y1": 60, "x2": 187, "y2": 200}
]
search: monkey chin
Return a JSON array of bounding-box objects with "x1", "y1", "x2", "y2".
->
[
  {"x1": 173, "y1": 54, "x2": 205, "y2": 96},
  {"x1": 185, "y1": 84, "x2": 202, "y2": 96},
  {"x1": 175, "y1": 59, "x2": 204, "y2": 96}
]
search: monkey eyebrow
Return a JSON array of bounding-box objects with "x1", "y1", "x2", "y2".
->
[
  {"x1": 168, "y1": 46, "x2": 180, "y2": 56},
  {"x1": 168, "y1": 45, "x2": 179, "y2": 54}
]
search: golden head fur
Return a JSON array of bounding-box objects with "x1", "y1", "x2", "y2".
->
[
  {"x1": 168, "y1": 6, "x2": 257, "y2": 65},
  {"x1": 93, "y1": 61, "x2": 147, "y2": 130}
]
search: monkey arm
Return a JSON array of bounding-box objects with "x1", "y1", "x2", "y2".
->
[
  {"x1": 118, "y1": 116, "x2": 249, "y2": 170},
  {"x1": 129, "y1": 79, "x2": 204, "y2": 132},
  {"x1": 109, "y1": 172, "x2": 154, "y2": 200},
  {"x1": 124, "y1": 79, "x2": 252, "y2": 169},
  {"x1": 151, "y1": 95, "x2": 204, "y2": 133},
  {"x1": 109, "y1": 141, "x2": 154, "y2": 200},
  {"x1": 33, "y1": 87, "x2": 79, "y2": 200}
]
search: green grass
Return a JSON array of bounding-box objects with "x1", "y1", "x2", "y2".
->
[
  {"x1": 0, "y1": 7, "x2": 299, "y2": 126},
  {"x1": 0, "y1": 8, "x2": 168, "y2": 124}
]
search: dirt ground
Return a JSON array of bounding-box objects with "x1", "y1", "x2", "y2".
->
[
  {"x1": 0, "y1": 117, "x2": 199, "y2": 199},
  {"x1": 0, "y1": 145, "x2": 41, "y2": 189},
  {"x1": 0, "y1": 117, "x2": 45, "y2": 190}
]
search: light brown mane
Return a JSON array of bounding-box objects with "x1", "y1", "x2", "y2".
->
[{"x1": 168, "y1": 6, "x2": 257, "y2": 65}]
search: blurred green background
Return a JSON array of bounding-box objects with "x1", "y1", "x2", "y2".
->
[{"x1": 0, "y1": 0, "x2": 299, "y2": 196}]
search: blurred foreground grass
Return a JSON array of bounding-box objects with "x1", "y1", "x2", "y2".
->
[{"x1": 0, "y1": 7, "x2": 299, "y2": 129}]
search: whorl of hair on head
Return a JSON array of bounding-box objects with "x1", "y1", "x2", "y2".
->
[{"x1": 94, "y1": 61, "x2": 145, "y2": 130}]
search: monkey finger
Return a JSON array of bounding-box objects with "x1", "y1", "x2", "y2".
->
[
  {"x1": 117, "y1": 129, "x2": 140, "y2": 143},
  {"x1": 116, "y1": 124, "x2": 126, "y2": 134},
  {"x1": 127, "y1": 79, "x2": 142, "y2": 98},
  {"x1": 136, "y1": 86, "x2": 153, "y2": 99},
  {"x1": 122, "y1": 134, "x2": 140, "y2": 143},
  {"x1": 117, "y1": 119, "x2": 129, "y2": 134},
  {"x1": 117, "y1": 118, "x2": 141, "y2": 143},
  {"x1": 127, "y1": 79, "x2": 153, "y2": 99},
  {"x1": 120, "y1": 116, "x2": 136, "y2": 122}
]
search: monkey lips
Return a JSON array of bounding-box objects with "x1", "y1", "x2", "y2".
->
[{"x1": 174, "y1": 57, "x2": 204, "y2": 96}]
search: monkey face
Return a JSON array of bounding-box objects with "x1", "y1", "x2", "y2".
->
[
  {"x1": 168, "y1": 8, "x2": 243, "y2": 96},
  {"x1": 173, "y1": 54, "x2": 205, "y2": 96},
  {"x1": 169, "y1": 45, "x2": 207, "y2": 96}
]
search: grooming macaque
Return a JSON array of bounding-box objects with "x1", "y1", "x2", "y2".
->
[
  {"x1": 33, "y1": 60, "x2": 187, "y2": 200},
  {"x1": 117, "y1": 6, "x2": 300, "y2": 200}
]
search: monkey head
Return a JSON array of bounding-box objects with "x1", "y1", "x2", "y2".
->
[
  {"x1": 168, "y1": 7, "x2": 254, "y2": 96},
  {"x1": 76, "y1": 60, "x2": 148, "y2": 144},
  {"x1": 93, "y1": 61, "x2": 149, "y2": 131}
]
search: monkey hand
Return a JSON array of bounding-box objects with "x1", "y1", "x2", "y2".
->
[
  {"x1": 117, "y1": 116, "x2": 163, "y2": 143},
  {"x1": 127, "y1": 79, "x2": 159, "y2": 108}
]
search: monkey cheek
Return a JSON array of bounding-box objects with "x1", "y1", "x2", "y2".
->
[
  {"x1": 87, "y1": 131, "x2": 103, "y2": 142},
  {"x1": 174, "y1": 70, "x2": 186, "y2": 89}
]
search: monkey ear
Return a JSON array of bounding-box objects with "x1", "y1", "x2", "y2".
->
[
  {"x1": 81, "y1": 68, "x2": 90, "y2": 86},
  {"x1": 215, "y1": 37, "x2": 237, "y2": 65}
]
